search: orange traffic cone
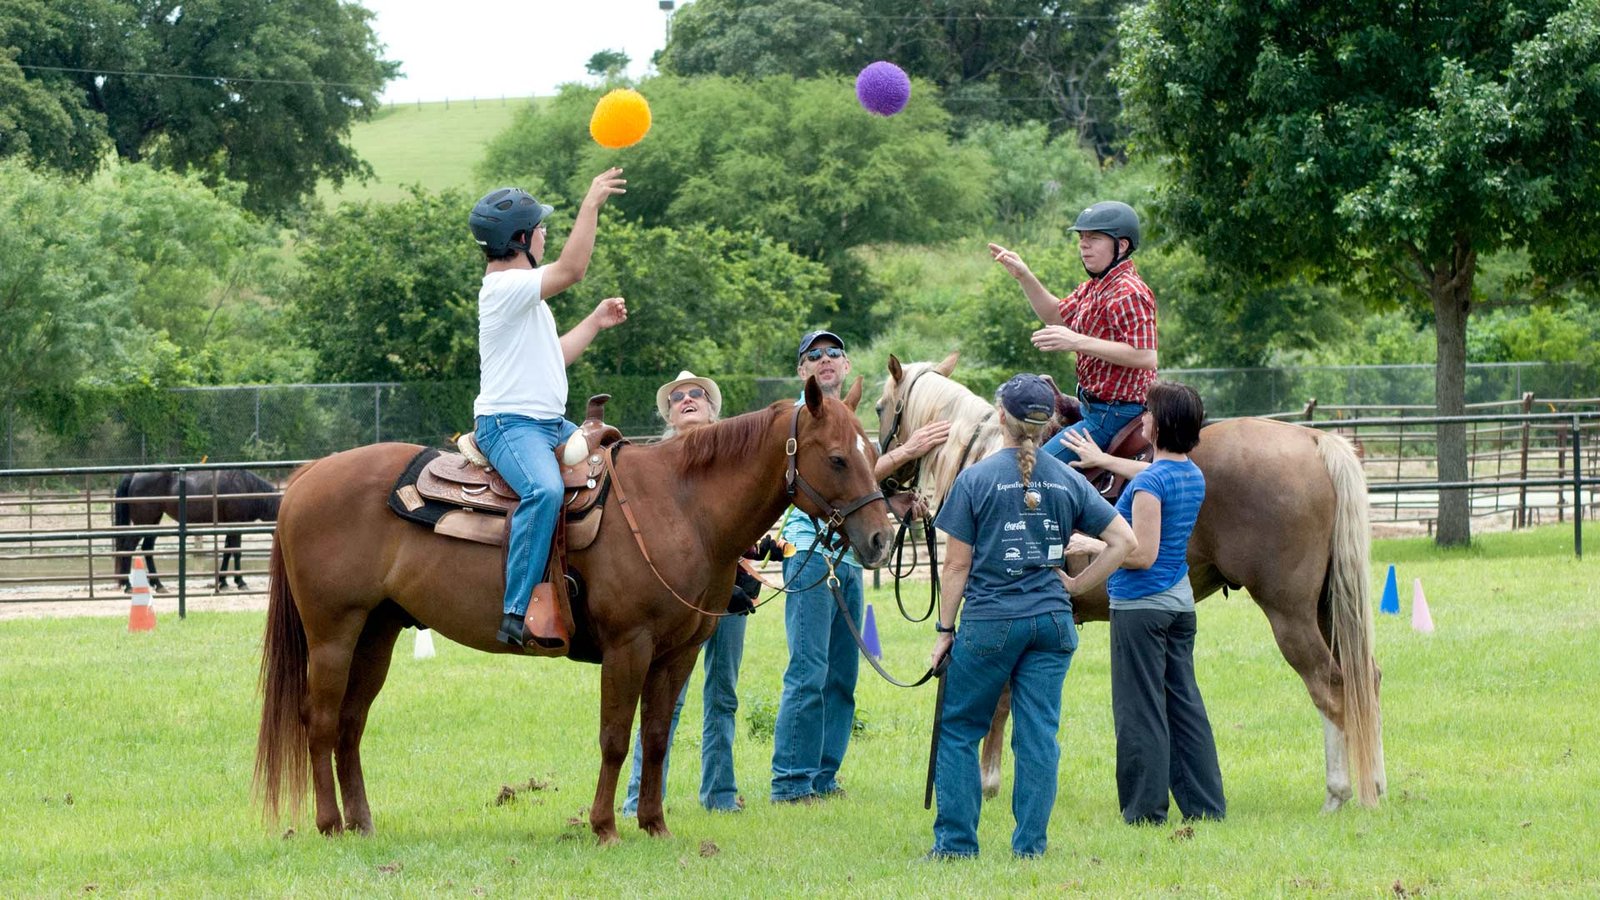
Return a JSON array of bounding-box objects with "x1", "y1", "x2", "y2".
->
[{"x1": 128, "y1": 557, "x2": 156, "y2": 632}]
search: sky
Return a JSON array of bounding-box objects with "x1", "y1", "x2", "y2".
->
[{"x1": 361, "y1": 0, "x2": 674, "y2": 104}]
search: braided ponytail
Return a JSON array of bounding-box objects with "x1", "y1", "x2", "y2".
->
[{"x1": 1000, "y1": 409, "x2": 1046, "y2": 509}]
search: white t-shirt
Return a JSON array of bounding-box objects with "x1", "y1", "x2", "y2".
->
[{"x1": 473, "y1": 267, "x2": 567, "y2": 418}]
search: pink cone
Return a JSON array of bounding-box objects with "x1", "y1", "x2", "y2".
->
[{"x1": 1412, "y1": 578, "x2": 1434, "y2": 634}]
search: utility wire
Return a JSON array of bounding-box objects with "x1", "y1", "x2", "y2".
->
[{"x1": 18, "y1": 63, "x2": 374, "y2": 91}]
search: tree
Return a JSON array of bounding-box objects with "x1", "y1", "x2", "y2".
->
[
  {"x1": 1118, "y1": 0, "x2": 1600, "y2": 545},
  {"x1": 1, "y1": 0, "x2": 397, "y2": 217},
  {"x1": 656, "y1": 0, "x2": 1128, "y2": 154},
  {"x1": 478, "y1": 75, "x2": 992, "y2": 342},
  {"x1": 585, "y1": 49, "x2": 631, "y2": 80}
]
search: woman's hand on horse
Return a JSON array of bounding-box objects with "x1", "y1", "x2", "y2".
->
[
  {"x1": 1061, "y1": 430, "x2": 1108, "y2": 468},
  {"x1": 902, "y1": 420, "x2": 951, "y2": 457},
  {"x1": 988, "y1": 242, "x2": 1031, "y2": 279},
  {"x1": 583, "y1": 167, "x2": 627, "y2": 208},
  {"x1": 930, "y1": 632, "x2": 954, "y2": 669},
  {"x1": 590, "y1": 297, "x2": 627, "y2": 329}
]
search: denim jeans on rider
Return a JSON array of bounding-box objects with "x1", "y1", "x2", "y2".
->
[
  {"x1": 1043, "y1": 396, "x2": 1145, "y2": 465},
  {"x1": 473, "y1": 413, "x2": 578, "y2": 616},
  {"x1": 621, "y1": 614, "x2": 749, "y2": 815},
  {"x1": 771, "y1": 551, "x2": 862, "y2": 802},
  {"x1": 931, "y1": 610, "x2": 1078, "y2": 858}
]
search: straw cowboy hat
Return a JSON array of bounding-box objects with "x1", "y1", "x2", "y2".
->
[{"x1": 655, "y1": 370, "x2": 723, "y2": 421}]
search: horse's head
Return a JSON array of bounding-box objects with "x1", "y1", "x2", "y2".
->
[{"x1": 792, "y1": 375, "x2": 896, "y2": 568}]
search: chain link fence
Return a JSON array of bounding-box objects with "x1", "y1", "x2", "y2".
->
[{"x1": 3, "y1": 362, "x2": 1594, "y2": 468}]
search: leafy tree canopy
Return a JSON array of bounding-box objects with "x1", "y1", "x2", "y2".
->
[
  {"x1": 1117, "y1": 0, "x2": 1600, "y2": 544},
  {"x1": 658, "y1": 0, "x2": 1128, "y2": 153},
  {"x1": 0, "y1": 0, "x2": 397, "y2": 217}
]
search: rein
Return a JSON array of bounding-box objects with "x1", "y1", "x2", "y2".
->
[{"x1": 605, "y1": 404, "x2": 885, "y2": 619}]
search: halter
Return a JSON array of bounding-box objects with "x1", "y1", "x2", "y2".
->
[
  {"x1": 609, "y1": 402, "x2": 886, "y2": 619},
  {"x1": 876, "y1": 367, "x2": 932, "y2": 495}
]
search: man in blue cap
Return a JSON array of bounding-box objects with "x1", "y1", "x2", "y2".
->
[{"x1": 770, "y1": 329, "x2": 949, "y2": 804}]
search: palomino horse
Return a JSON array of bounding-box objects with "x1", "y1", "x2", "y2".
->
[
  {"x1": 254, "y1": 378, "x2": 896, "y2": 843},
  {"x1": 877, "y1": 353, "x2": 1385, "y2": 810}
]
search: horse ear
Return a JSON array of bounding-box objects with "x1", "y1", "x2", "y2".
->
[
  {"x1": 887, "y1": 354, "x2": 904, "y2": 384},
  {"x1": 933, "y1": 350, "x2": 960, "y2": 377},
  {"x1": 843, "y1": 376, "x2": 863, "y2": 411},
  {"x1": 803, "y1": 375, "x2": 824, "y2": 416}
]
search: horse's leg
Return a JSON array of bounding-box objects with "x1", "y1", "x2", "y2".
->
[
  {"x1": 980, "y1": 683, "x2": 1012, "y2": 799},
  {"x1": 231, "y1": 533, "x2": 247, "y2": 589},
  {"x1": 591, "y1": 634, "x2": 653, "y2": 846},
  {"x1": 114, "y1": 534, "x2": 133, "y2": 591},
  {"x1": 635, "y1": 645, "x2": 701, "y2": 838},
  {"x1": 336, "y1": 605, "x2": 406, "y2": 835},
  {"x1": 141, "y1": 534, "x2": 164, "y2": 591},
  {"x1": 305, "y1": 615, "x2": 367, "y2": 834},
  {"x1": 1257, "y1": 603, "x2": 1350, "y2": 812}
]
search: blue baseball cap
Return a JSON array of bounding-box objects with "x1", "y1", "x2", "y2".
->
[
  {"x1": 796, "y1": 330, "x2": 846, "y2": 362},
  {"x1": 997, "y1": 374, "x2": 1056, "y2": 425}
]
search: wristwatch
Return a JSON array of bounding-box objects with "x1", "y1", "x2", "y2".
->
[{"x1": 934, "y1": 621, "x2": 955, "y2": 634}]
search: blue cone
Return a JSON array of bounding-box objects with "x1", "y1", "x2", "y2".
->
[
  {"x1": 1379, "y1": 565, "x2": 1400, "y2": 615},
  {"x1": 862, "y1": 602, "x2": 883, "y2": 660}
]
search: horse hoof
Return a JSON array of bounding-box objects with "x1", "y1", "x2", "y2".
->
[
  {"x1": 345, "y1": 819, "x2": 374, "y2": 836},
  {"x1": 643, "y1": 822, "x2": 672, "y2": 839},
  {"x1": 316, "y1": 819, "x2": 344, "y2": 836},
  {"x1": 595, "y1": 830, "x2": 621, "y2": 847},
  {"x1": 1320, "y1": 793, "x2": 1348, "y2": 814}
]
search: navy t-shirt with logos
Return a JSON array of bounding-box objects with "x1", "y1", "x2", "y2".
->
[{"x1": 935, "y1": 449, "x2": 1118, "y2": 621}]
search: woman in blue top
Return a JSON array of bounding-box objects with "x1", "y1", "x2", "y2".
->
[
  {"x1": 926, "y1": 374, "x2": 1136, "y2": 860},
  {"x1": 1062, "y1": 380, "x2": 1226, "y2": 825}
]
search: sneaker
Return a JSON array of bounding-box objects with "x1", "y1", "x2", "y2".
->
[
  {"x1": 770, "y1": 793, "x2": 819, "y2": 806},
  {"x1": 917, "y1": 849, "x2": 973, "y2": 863},
  {"x1": 818, "y1": 786, "x2": 848, "y2": 801}
]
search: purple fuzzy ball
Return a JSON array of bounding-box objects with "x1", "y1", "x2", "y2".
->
[{"x1": 855, "y1": 61, "x2": 911, "y2": 116}]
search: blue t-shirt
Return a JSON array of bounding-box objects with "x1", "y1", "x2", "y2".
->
[
  {"x1": 1107, "y1": 458, "x2": 1205, "y2": 603},
  {"x1": 935, "y1": 449, "x2": 1118, "y2": 621}
]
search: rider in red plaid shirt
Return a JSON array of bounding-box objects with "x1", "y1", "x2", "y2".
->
[{"x1": 988, "y1": 201, "x2": 1158, "y2": 465}]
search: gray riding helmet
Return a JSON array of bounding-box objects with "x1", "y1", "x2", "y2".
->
[
  {"x1": 1069, "y1": 201, "x2": 1140, "y2": 252},
  {"x1": 469, "y1": 188, "x2": 554, "y2": 256}
]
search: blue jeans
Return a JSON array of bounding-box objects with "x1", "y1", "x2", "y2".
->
[
  {"x1": 473, "y1": 414, "x2": 578, "y2": 616},
  {"x1": 1044, "y1": 396, "x2": 1145, "y2": 465},
  {"x1": 771, "y1": 552, "x2": 863, "y2": 801},
  {"x1": 932, "y1": 610, "x2": 1079, "y2": 858},
  {"x1": 621, "y1": 614, "x2": 749, "y2": 814}
]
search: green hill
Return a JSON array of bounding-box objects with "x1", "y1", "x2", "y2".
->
[{"x1": 318, "y1": 97, "x2": 538, "y2": 206}]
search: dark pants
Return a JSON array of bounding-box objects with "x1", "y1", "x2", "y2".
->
[{"x1": 1109, "y1": 608, "x2": 1226, "y2": 824}]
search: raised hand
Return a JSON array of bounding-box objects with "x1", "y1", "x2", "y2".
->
[
  {"x1": 1031, "y1": 324, "x2": 1083, "y2": 353},
  {"x1": 590, "y1": 297, "x2": 627, "y2": 329},
  {"x1": 1060, "y1": 429, "x2": 1109, "y2": 468},
  {"x1": 988, "y1": 242, "x2": 1032, "y2": 280},
  {"x1": 584, "y1": 167, "x2": 627, "y2": 209}
]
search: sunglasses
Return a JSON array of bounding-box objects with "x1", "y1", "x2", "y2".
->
[
  {"x1": 803, "y1": 347, "x2": 846, "y2": 362},
  {"x1": 669, "y1": 387, "x2": 707, "y2": 404}
]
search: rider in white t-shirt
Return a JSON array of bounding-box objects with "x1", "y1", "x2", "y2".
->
[{"x1": 467, "y1": 168, "x2": 629, "y2": 647}]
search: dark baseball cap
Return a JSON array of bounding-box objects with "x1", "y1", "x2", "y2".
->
[
  {"x1": 997, "y1": 374, "x2": 1056, "y2": 425},
  {"x1": 796, "y1": 330, "x2": 846, "y2": 362}
]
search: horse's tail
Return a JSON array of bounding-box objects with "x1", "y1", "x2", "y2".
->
[
  {"x1": 113, "y1": 475, "x2": 132, "y2": 527},
  {"x1": 254, "y1": 535, "x2": 309, "y2": 824},
  {"x1": 1317, "y1": 431, "x2": 1382, "y2": 807}
]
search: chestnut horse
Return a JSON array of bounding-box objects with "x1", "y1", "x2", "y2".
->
[
  {"x1": 254, "y1": 378, "x2": 896, "y2": 844},
  {"x1": 877, "y1": 354, "x2": 1385, "y2": 810}
]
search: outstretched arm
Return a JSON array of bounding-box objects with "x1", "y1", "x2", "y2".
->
[
  {"x1": 1060, "y1": 430, "x2": 1150, "y2": 480},
  {"x1": 989, "y1": 243, "x2": 1064, "y2": 325},
  {"x1": 542, "y1": 168, "x2": 626, "y2": 298},
  {"x1": 1062, "y1": 514, "x2": 1136, "y2": 596}
]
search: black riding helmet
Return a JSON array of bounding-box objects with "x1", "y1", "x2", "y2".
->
[
  {"x1": 1069, "y1": 200, "x2": 1140, "y2": 277},
  {"x1": 469, "y1": 188, "x2": 554, "y2": 259}
]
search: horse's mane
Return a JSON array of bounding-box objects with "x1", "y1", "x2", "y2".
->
[
  {"x1": 889, "y1": 363, "x2": 1006, "y2": 506},
  {"x1": 672, "y1": 402, "x2": 786, "y2": 474}
]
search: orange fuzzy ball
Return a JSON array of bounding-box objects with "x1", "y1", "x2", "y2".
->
[{"x1": 589, "y1": 89, "x2": 652, "y2": 149}]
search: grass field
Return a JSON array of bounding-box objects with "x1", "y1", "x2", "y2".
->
[
  {"x1": 317, "y1": 98, "x2": 535, "y2": 207},
  {"x1": 2, "y1": 526, "x2": 1596, "y2": 896}
]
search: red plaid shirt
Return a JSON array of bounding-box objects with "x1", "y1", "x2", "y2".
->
[{"x1": 1055, "y1": 259, "x2": 1157, "y2": 403}]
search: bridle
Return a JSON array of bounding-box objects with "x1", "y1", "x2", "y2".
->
[{"x1": 608, "y1": 402, "x2": 886, "y2": 619}]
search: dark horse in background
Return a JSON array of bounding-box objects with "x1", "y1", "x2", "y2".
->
[{"x1": 113, "y1": 470, "x2": 281, "y2": 591}]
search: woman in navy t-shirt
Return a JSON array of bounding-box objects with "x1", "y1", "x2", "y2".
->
[
  {"x1": 925, "y1": 374, "x2": 1136, "y2": 860},
  {"x1": 1062, "y1": 380, "x2": 1226, "y2": 825}
]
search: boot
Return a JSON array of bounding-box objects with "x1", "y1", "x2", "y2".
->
[
  {"x1": 522, "y1": 582, "x2": 570, "y2": 655},
  {"x1": 496, "y1": 612, "x2": 526, "y2": 647}
]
